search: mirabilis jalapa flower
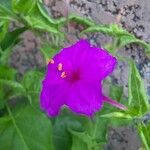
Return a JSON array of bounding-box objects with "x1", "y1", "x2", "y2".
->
[{"x1": 40, "y1": 39, "x2": 126, "y2": 117}]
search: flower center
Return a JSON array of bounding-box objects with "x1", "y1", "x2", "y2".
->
[
  {"x1": 56, "y1": 62, "x2": 81, "y2": 82},
  {"x1": 69, "y1": 70, "x2": 80, "y2": 83}
]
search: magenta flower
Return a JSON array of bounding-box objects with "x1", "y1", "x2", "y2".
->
[{"x1": 40, "y1": 39, "x2": 126, "y2": 117}]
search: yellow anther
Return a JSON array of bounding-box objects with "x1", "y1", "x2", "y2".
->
[
  {"x1": 61, "y1": 71, "x2": 66, "y2": 78},
  {"x1": 47, "y1": 58, "x2": 54, "y2": 64},
  {"x1": 58, "y1": 63, "x2": 63, "y2": 71}
]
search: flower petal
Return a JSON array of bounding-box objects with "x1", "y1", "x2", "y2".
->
[
  {"x1": 55, "y1": 39, "x2": 117, "y2": 81},
  {"x1": 80, "y1": 46, "x2": 117, "y2": 81},
  {"x1": 54, "y1": 39, "x2": 92, "y2": 71},
  {"x1": 40, "y1": 82, "x2": 69, "y2": 116},
  {"x1": 65, "y1": 81, "x2": 103, "y2": 116}
]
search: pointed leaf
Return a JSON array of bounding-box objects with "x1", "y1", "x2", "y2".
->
[
  {"x1": 0, "y1": 106, "x2": 54, "y2": 150},
  {"x1": 68, "y1": 15, "x2": 95, "y2": 27},
  {"x1": 0, "y1": 0, "x2": 16, "y2": 21},
  {"x1": 1, "y1": 27, "x2": 27, "y2": 50},
  {"x1": 0, "y1": 27, "x2": 27, "y2": 65},
  {"x1": 71, "y1": 134, "x2": 88, "y2": 150},
  {"x1": 0, "y1": 20, "x2": 9, "y2": 42},
  {"x1": 21, "y1": 70, "x2": 43, "y2": 105},
  {"x1": 40, "y1": 43, "x2": 60, "y2": 63},
  {"x1": 21, "y1": 1, "x2": 64, "y2": 36},
  {"x1": 12, "y1": 0, "x2": 36, "y2": 15},
  {"x1": 0, "y1": 66, "x2": 20, "y2": 108},
  {"x1": 52, "y1": 109, "x2": 89, "y2": 150},
  {"x1": 138, "y1": 122, "x2": 150, "y2": 150},
  {"x1": 128, "y1": 61, "x2": 149, "y2": 116}
]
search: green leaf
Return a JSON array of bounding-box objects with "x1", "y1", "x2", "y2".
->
[
  {"x1": 37, "y1": 1, "x2": 65, "y2": 25},
  {"x1": 53, "y1": 116, "x2": 73, "y2": 150},
  {"x1": 100, "y1": 112, "x2": 132, "y2": 119},
  {"x1": 82, "y1": 24, "x2": 129, "y2": 37},
  {"x1": 0, "y1": 27, "x2": 27, "y2": 65},
  {"x1": 53, "y1": 109, "x2": 106, "y2": 150},
  {"x1": 0, "y1": 105, "x2": 54, "y2": 150},
  {"x1": 68, "y1": 15, "x2": 95, "y2": 27},
  {"x1": 138, "y1": 123, "x2": 150, "y2": 150},
  {"x1": 40, "y1": 42, "x2": 60, "y2": 62},
  {"x1": 71, "y1": 134, "x2": 88, "y2": 150},
  {"x1": 0, "y1": 65, "x2": 16, "y2": 80},
  {"x1": 0, "y1": 0, "x2": 17, "y2": 21},
  {"x1": 136, "y1": 40, "x2": 150, "y2": 54},
  {"x1": 12, "y1": 0, "x2": 36, "y2": 15},
  {"x1": 128, "y1": 61, "x2": 149, "y2": 116},
  {"x1": 82, "y1": 25, "x2": 111, "y2": 36},
  {"x1": 0, "y1": 66, "x2": 23, "y2": 108},
  {"x1": 0, "y1": 116, "x2": 11, "y2": 124},
  {"x1": 70, "y1": 129, "x2": 96, "y2": 150},
  {"x1": 91, "y1": 117, "x2": 108, "y2": 144},
  {"x1": 0, "y1": 44, "x2": 19, "y2": 65},
  {"x1": 21, "y1": 70, "x2": 43, "y2": 105},
  {"x1": 109, "y1": 84, "x2": 123, "y2": 101},
  {"x1": 116, "y1": 35, "x2": 150, "y2": 53},
  {"x1": 1, "y1": 27, "x2": 27, "y2": 50},
  {"x1": 52, "y1": 109, "x2": 89, "y2": 150},
  {"x1": 0, "y1": 20, "x2": 9, "y2": 42},
  {"x1": 0, "y1": 79, "x2": 25, "y2": 102},
  {"x1": 116, "y1": 34, "x2": 137, "y2": 48},
  {"x1": 21, "y1": 70, "x2": 43, "y2": 92},
  {"x1": 83, "y1": 23, "x2": 150, "y2": 55},
  {"x1": 0, "y1": 99, "x2": 5, "y2": 110},
  {"x1": 0, "y1": 0, "x2": 65, "y2": 36},
  {"x1": 20, "y1": 1, "x2": 64, "y2": 36},
  {"x1": 0, "y1": 0, "x2": 12, "y2": 10},
  {"x1": 0, "y1": 79, "x2": 25, "y2": 91}
]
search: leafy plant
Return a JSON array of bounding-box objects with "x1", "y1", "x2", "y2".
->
[{"x1": 0, "y1": 0, "x2": 150, "y2": 150}]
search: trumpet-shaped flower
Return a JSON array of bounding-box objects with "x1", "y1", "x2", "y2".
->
[{"x1": 40, "y1": 39, "x2": 126, "y2": 117}]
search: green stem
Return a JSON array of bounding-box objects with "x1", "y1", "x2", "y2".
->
[{"x1": 89, "y1": 115, "x2": 100, "y2": 150}]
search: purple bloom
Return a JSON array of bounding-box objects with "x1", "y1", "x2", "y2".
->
[{"x1": 40, "y1": 39, "x2": 126, "y2": 117}]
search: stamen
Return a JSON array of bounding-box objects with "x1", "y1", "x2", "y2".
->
[
  {"x1": 58, "y1": 63, "x2": 63, "y2": 71},
  {"x1": 47, "y1": 58, "x2": 54, "y2": 64},
  {"x1": 61, "y1": 71, "x2": 66, "y2": 78}
]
